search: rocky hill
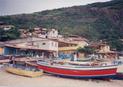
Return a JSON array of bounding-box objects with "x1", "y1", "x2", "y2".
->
[{"x1": 0, "y1": 0, "x2": 123, "y2": 50}]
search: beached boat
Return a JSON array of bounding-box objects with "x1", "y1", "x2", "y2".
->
[
  {"x1": 6, "y1": 66, "x2": 43, "y2": 77},
  {"x1": 37, "y1": 61, "x2": 118, "y2": 78},
  {"x1": 6, "y1": 60, "x2": 43, "y2": 77}
]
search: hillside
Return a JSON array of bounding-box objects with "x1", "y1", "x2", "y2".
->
[{"x1": 0, "y1": 0, "x2": 123, "y2": 50}]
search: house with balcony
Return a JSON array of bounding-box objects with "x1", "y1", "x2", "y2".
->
[
  {"x1": 88, "y1": 42, "x2": 118, "y2": 60},
  {"x1": 0, "y1": 22, "x2": 14, "y2": 30},
  {"x1": 3, "y1": 37, "x2": 58, "y2": 59},
  {"x1": 57, "y1": 36, "x2": 89, "y2": 59}
]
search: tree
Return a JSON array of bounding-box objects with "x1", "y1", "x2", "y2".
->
[
  {"x1": 0, "y1": 28, "x2": 20, "y2": 41},
  {"x1": 77, "y1": 46, "x2": 96, "y2": 54},
  {"x1": 108, "y1": 39, "x2": 123, "y2": 51}
]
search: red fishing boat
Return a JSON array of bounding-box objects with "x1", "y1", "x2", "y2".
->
[{"x1": 37, "y1": 61, "x2": 118, "y2": 78}]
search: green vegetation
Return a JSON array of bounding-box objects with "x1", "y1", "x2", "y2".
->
[
  {"x1": 77, "y1": 46, "x2": 96, "y2": 54},
  {"x1": 0, "y1": 0, "x2": 123, "y2": 50},
  {"x1": 0, "y1": 28, "x2": 20, "y2": 41},
  {"x1": 88, "y1": 0, "x2": 123, "y2": 9}
]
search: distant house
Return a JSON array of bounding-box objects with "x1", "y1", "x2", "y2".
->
[
  {"x1": 88, "y1": 42, "x2": 110, "y2": 53},
  {"x1": 3, "y1": 37, "x2": 58, "y2": 58},
  {"x1": 19, "y1": 29, "x2": 29, "y2": 38},
  {"x1": 38, "y1": 28, "x2": 48, "y2": 38},
  {"x1": 88, "y1": 42, "x2": 118, "y2": 60},
  {"x1": 0, "y1": 22, "x2": 14, "y2": 30},
  {"x1": 38, "y1": 28, "x2": 59, "y2": 39},
  {"x1": 19, "y1": 28, "x2": 59, "y2": 39},
  {"x1": 47, "y1": 29, "x2": 58, "y2": 39}
]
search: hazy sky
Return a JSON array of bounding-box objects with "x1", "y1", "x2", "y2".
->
[{"x1": 0, "y1": 0, "x2": 110, "y2": 16}]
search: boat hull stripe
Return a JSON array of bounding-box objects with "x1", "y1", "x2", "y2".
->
[{"x1": 38, "y1": 64, "x2": 117, "y2": 76}]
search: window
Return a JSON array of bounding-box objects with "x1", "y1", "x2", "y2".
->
[{"x1": 42, "y1": 43, "x2": 46, "y2": 45}]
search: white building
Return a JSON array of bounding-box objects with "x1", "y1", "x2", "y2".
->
[
  {"x1": 47, "y1": 29, "x2": 58, "y2": 38},
  {"x1": 0, "y1": 25, "x2": 14, "y2": 30},
  {"x1": 4, "y1": 37, "x2": 58, "y2": 57},
  {"x1": 32, "y1": 38, "x2": 58, "y2": 51}
]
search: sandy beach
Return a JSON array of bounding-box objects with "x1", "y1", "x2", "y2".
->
[{"x1": 0, "y1": 68, "x2": 123, "y2": 87}]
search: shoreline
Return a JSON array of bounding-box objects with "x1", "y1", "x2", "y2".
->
[{"x1": 0, "y1": 69, "x2": 123, "y2": 87}]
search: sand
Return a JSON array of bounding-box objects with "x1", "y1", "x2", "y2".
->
[{"x1": 0, "y1": 68, "x2": 123, "y2": 87}]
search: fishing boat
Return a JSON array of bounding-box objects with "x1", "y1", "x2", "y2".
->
[
  {"x1": 37, "y1": 61, "x2": 118, "y2": 78},
  {"x1": 6, "y1": 61, "x2": 43, "y2": 77},
  {"x1": 6, "y1": 66, "x2": 43, "y2": 78}
]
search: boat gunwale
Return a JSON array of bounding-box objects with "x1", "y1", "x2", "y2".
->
[{"x1": 37, "y1": 62, "x2": 118, "y2": 70}]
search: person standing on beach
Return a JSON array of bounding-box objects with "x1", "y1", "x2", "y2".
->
[
  {"x1": 9, "y1": 56, "x2": 15, "y2": 65},
  {"x1": 71, "y1": 52, "x2": 77, "y2": 61}
]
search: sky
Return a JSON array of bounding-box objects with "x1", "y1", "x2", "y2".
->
[{"x1": 0, "y1": 0, "x2": 110, "y2": 16}]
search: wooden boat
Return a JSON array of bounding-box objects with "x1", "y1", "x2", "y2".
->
[
  {"x1": 6, "y1": 66, "x2": 43, "y2": 77},
  {"x1": 6, "y1": 60, "x2": 43, "y2": 77},
  {"x1": 37, "y1": 61, "x2": 118, "y2": 78}
]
